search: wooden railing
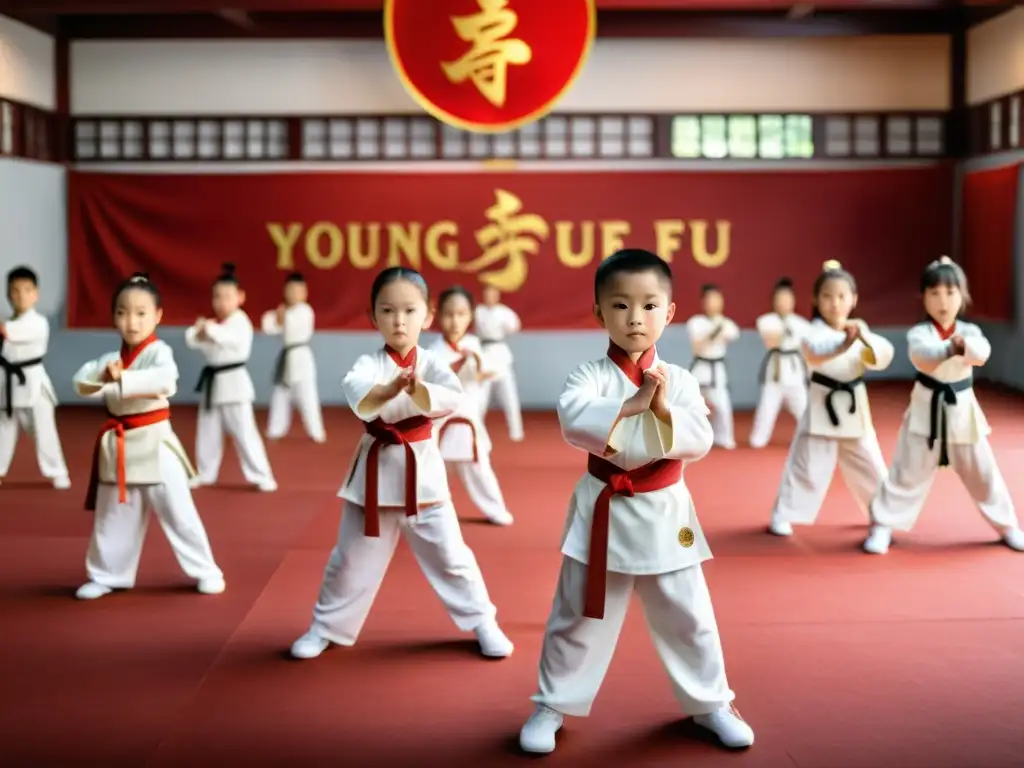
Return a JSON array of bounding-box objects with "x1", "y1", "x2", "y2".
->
[
  {"x1": 969, "y1": 88, "x2": 1024, "y2": 156},
  {"x1": 0, "y1": 99, "x2": 61, "y2": 162}
]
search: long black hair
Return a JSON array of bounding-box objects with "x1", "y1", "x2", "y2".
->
[{"x1": 921, "y1": 256, "x2": 971, "y2": 320}]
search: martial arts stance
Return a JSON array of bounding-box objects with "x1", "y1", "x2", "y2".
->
[
  {"x1": 686, "y1": 284, "x2": 739, "y2": 449},
  {"x1": 73, "y1": 273, "x2": 224, "y2": 600},
  {"x1": 430, "y1": 286, "x2": 514, "y2": 526},
  {"x1": 475, "y1": 285, "x2": 524, "y2": 442},
  {"x1": 186, "y1": 263, "x2": 277, "y2": 492},
  {"x1": 750, "y1": 277, "x2": 811, "y2": 448},
  {"x1": 261, "y1": 272, "x2": 326, "y2": 443},
  {"x1": 520, "y1": 249, "x2": 754, "y2": 755},
  {"x1": 0, "y1": 266, "x2": 70, "y2": 489},
  {"x1": 290, "y1": 267, "x2": 513, "y2": 661},
  {"x1": 864, "y1": 257, "x2": 1024, "y2": 554},
  {"x1": 768, "y1": 260, "x2": 893, "y2": 538}
]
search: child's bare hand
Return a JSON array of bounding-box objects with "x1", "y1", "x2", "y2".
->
[{"x1": 949, "y1": 335, "x2": 966, "y2": 356}]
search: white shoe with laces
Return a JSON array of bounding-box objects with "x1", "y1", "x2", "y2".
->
[
  {"x1": 519, "y1": 704, "x2": 563, "y2": 754},
  {"x1": 693, "y1": 704, "x2": 755, "y2": 748}
]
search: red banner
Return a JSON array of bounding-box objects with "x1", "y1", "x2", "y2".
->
[
  {"x1": 67, "y1": 167, "x2": 953, "y2": 330},
  {"x1": 960, "y1": 164, "x2": 1019, "y2": 323}
]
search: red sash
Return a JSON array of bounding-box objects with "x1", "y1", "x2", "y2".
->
[
  {"x1": 84, "y1": 409, "x2": 171, "y2": 511},
  {"x1": 437, "y1": 417, "x2": 479, "y2": 463},
  {"x1": 583, "y1": 454, "x2": 683, "y2": 620},
  {"x1": 362, "y1": 416, "x2": 434, "y2": 537}
]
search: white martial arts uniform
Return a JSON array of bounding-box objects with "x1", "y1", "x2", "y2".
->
[
  {"x1": 429, "y1": 334, "x2": 513, "y2": 526},
  {"x1": 72, "y1": 337, "x2": 223, "y2": 598},
  {"x1": 686, "y1": 314, "x2": 740, "y2": 449},
  {"x1": 532, "y1": 346, "x2": 735, "y2": 719},
  {"x1": 770, "y1": 319, "x2": 894, "y2": 533},
  {"x1": 261, "y1": 303, "x2": 325, "y2": 442},
  {"x1": 185, "y1": 310, "x2": 276, "y2": 491},
  {"x1": 749, "y1": 312, "x2": 811, "y2": 449},
  {"x1": 474, "y1": 302, "x2": 524, "y2": 441},
  {"x1": 301, "y1": 345, "x2": 501, "y2": 648},
  {"x1": 865, "y1": 321, "x2": 1021, "y2": 553},
  {"x1": 0, "y1": 308, "x2": 70, "y2": 486}
]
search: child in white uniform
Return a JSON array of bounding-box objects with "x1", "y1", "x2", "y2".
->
[
  {"x1": 261, "y1": 272, "x2": 325, "y2": 443},
  {"x1": 186, "y1": 263, "x2": 277, "y2": 492},
  {"x1": 520, "y1": 249, "x2": 754, "y2": 755},
  {"x1": 290, "y1": 267, "x2": 513, "y2": 661},
  {"x1": 0, "y1": 267, "x2": 70, "y2": 489},
  {"x1": 72, "y1": 273, "x2": 224, "y2": 600},
  {"x1": 475, "y1": 285, "x2": 524, "y2": 442},
  {"x1": 750, "y1": 277, "x2": 811, "y2": 448},
  {"x1": 430, "y1": 286, "x2": 514, "y2": 526},
  {"x1": 864, "y1": 257, "x2": 1024, "y2": 554},
  {"x1": 686, "y1": 284, "x2": 739, "y2": 450},
  {"x1": 768, "y1": 260, "x2": 893, "y2": 537}
]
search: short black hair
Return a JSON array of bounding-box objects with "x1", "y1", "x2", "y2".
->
[
  {"x1": 773, "y1": 276, "x2": 794, "y2": 293},
  {"x1": 921, "y1": 257, "x2": 971, "y2": 313},
  {"x1": 700, "y1": 283, "x2": 721, "y2": 297},
  {"x1": 6, "y1": 266, "x2": 37, "y2": 288},
  {"x1": 214, "y1": 262, "x2": 240, "y2": 288},
  {"x1": 284, "y1": 271, "x2": 305, "y2": 285},
  {"x1": 594, "y1": 249, "x2": 672, "y2": 302}
]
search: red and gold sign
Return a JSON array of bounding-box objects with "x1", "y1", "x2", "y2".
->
[{"x1": 384, "y1": 0, "x2": 597, "y2": 133}]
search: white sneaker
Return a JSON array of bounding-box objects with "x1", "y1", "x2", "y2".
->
[
  {"x1": 197, "y1": 577, "x2": 226, "y2": 595},
  {"x1": 693, "y1": 704, "x2": 755, "y2": 749},
  {"x1": 768, "y1": 517, "x2": 792, "y2": 537},
  {"x1": 519, "y1": 704, "x2": 563, "y2": 754},
  {"x1": 863, "y1": 525, "x2": 892, "y2": 555},
  {"x1": 76, "y1": 582, "x2": 113, "y2": 600},
  {"x1": 475, "y1": 620, "x2": 513, "y2": 658},
  {"x1": 290, "y1": 629, "x2": 331, "y2": 659},
  {"x1": 1002, "y1": 528, "x2": 1024, "y2": 551},
  {"x1": 52, "y1": 476, "x2": 71, "y2": 490},
  {"x1": 258, "y1": 480, "x2": 278, "y2": 493},
  {"x1": 487, "y1": 509, "x2": 514, "y2": 526}
]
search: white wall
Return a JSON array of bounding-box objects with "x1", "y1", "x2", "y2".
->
[
  {"x1": 967, "y1": 8, "x2": 1024, "y2": 105},
  {"x1": 70, "y1": 36, "x2": 951, "y2": 115},
  {"x1": 0, "y1": 14, "x2": 55, "y2": 109}
]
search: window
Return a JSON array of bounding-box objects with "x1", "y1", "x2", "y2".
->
[
  {"x1": 727, "y1": 115, "x2": 757, "y2": 158},
  {"x1": 915, "y1": 116, "x2": 943, "y2": 155},
  {"x1": 990, "y1": 101, "x2": 1002, "y2": 151},
  {"x1": 784, "y1": 115, "x2": 814, "y2": 158},
  {"x1": 671, "y1": 116, "x2": 700, "y2": 158},
  {"x1": 1010, "y1": 97, "x2": 1021, "y2": 149},
  {"x1": 758, "y1": 115, "x2": 784, "y2": 158},
  {"x1": 885, "y1": 116, "x2": 912, "y2": 156},
  {"x1": 824, "y1": 116, "x2": 851, "y2": 156},
  {"x1": 700, "y1": 116, "x2": 727, "y2": 159},
  {"x1": 854, "y1": 116, "x2": 880, "y2": 156}
]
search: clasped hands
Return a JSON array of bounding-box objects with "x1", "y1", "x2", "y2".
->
[
  {"x1": 621, "y1": 365, "x2": 672, "y2": 422},
  {"x1": 100, "y1": 359, "x2": 123, "y2": 383}
]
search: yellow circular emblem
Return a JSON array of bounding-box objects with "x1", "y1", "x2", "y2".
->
[{"x1": 678, "y1": 527, "x2": 695, "y2": 547}]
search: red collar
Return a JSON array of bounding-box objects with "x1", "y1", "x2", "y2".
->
[
  {"x1": 930, "y1": 318, "x2": 956, "y2": 340},
  {"x1": 385, "y1": 345, "x2": 417, "y2": 368},
  {"x1": 121, "y1": 334, "x2": 159, "y2": 368},
  {"x1": 444, "y1": 337, "x2": 462, "y2": 353},
  {"x1": 607, "y1": 342, "x2": 656, "y2": 387}
]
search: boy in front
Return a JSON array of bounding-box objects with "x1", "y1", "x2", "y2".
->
[{"x1": 519, "y1": 249, "x2": 753, "y2": 754}]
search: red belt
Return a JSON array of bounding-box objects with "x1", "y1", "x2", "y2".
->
[
  {"x1": 584, "y1": 454, "x2": 683, "y2": 619},
  {"x1": 362, "y1": 416, "x2": 433, "y2": 537},
  {"x1": 84, "y1": 408, "x2": 171, "y2": 511},
  {"x1": 437, "y1": 416, "x2": 479, "y2": 463}
]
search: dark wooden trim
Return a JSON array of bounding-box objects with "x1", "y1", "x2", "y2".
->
[
  {"x1": 0, "y1": 98, "x2": 61, "y2": 163},
  {"x1": 947, "y1": 12, "x2": 968, "y2": 158},
  {"x1": 967, "y1": 87, "x2": 1024, "y2": 156},
  {"x1": 53, "y1": 8, "x2": 969, "y2": 40}
]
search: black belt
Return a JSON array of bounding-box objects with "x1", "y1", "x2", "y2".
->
[
  {"x1": 689, "y1": 356, "x2": 725, "y2": 389},
  {"x1": 915, "y1": 372, "x2": 973, "y2": 467},
  {"x1": 0, "y1": 356, "x2": 43, "y2": 418},
  {"x1": 810, "y1": 372, "x2": 864, "y2": 427},
  {"x1": 273, "y1": 343, "x2": 308, "y2": 386},
  {"x1": 758, "y1": 348, "x2": 804, "y2": 384},
  {"x1": 480, "y1": 339, "x2": 502, "y2": 346},
  {"x1": 194, "y1": 362, "x2": 246, "y2": 410}
]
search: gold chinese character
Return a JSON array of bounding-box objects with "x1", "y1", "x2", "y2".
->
[
  {"x1": 461, "y1": 189, "x2": 549, "y2": 292},
  {"x1": 440, "y1": 0, "x2": 533, "y2": 107}
]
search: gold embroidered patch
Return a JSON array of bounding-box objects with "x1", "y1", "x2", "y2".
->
[{"x1": 678, "y1": 527, "x2": 695, "y2": 547}]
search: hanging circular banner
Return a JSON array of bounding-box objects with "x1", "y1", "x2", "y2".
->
[{"x1": 384, "y1": 0, "x2": 596, "y2": 134}]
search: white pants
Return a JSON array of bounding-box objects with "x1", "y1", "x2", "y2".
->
[
  {"x1": 749, "y1": 383, "x2": 808, "y2": 449},
  {"x1": 0, "y1": 400, "x2": 69, "y2": 480},
  {"x1": 701, "y1": 386, "x2": 734, "y2": 448},
  {"x1": 870, "y1": 418, "x2": 1018, "y2": 533},
  {"x1": 480, "y1": 371, "x2": 524, "y2": 441},
  {"x1": 195, "y1": 402, "x2": 275, "y2": 486},
  {"x1": 86, "y1": 445, "x2": 222, "y2": 587},
  {"x1": 266, "y1": 380, "x2": 325, "y2": 442},
  {"x1": 533, "y1": 557, "x2": 734, "y2": 717},
  {"x1": 450, "y1": 456, "x2": 509, "y2": 522},
  {"x1": 310, "y1": 500, "x2": 497, "y2": 645},
  {"x1": 772, "y1": 416, "x2": 887, "y2": 525}
]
